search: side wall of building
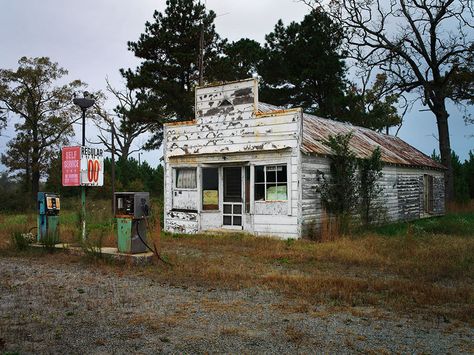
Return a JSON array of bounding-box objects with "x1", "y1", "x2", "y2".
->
[{"x1": 300, "y1": 154, "x2": 445, "y2": 237}]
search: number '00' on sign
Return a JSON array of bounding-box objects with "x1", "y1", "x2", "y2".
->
[{"x1": 87, "y1": 159, "x2": 100, "y2": 183}]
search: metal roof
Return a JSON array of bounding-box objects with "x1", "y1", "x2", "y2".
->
[{"x1": 258, "y1": 103, "x2": 445, "y2": 170}]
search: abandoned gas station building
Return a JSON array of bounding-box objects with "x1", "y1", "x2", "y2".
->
[{"x1": 163, "y1": 78, "x2": 445, "y2": 239}]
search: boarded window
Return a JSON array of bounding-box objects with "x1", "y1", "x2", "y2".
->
[
  {"x1": 423, "y1": 174, "x2": 434, "y2": 213},
  {"x1": 254, "y1": 165, "x2": 288, "y2": 201},
  {"x1": 202, "y1": 168, "x2": 219, "y2": 210},
  {"x1": 176, "y1": 168, "x2": 197, "y2": 189}
]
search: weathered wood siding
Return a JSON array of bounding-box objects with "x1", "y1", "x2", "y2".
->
[
  {"x1": 166, "y1": 79, "x2": 300, "y2": 158},
  {"x1": 163, "y1": 79, "x2": 302, "y2": 238},
  {"x1": 300, "y1": 154, "x2": 327, "y2": 238},
  {"x1": 300, "y1": 154, "x2": 445, "y2": 237}
]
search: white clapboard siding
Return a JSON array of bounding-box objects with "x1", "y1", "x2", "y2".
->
[{"x1": 299, "y1": 153, "x2": 446, "y2": 237}]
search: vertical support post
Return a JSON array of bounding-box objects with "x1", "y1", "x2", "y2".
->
[
  {"x1": 111, "y1": 118, "x2": 115, "y2": 215},
  {"x1": 73, "y1": 92, "x2": 95, "y2": 242},
  {"x1": 81, "y1": 108, "x2": 86, "y2": 241},
  {"x1": 198, "y1": 22, "x2": 204, "y2": 86}
]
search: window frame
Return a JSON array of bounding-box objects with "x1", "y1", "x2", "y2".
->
[{"x1": 254, "y1": 164, "x2": 288, "y2": 202}]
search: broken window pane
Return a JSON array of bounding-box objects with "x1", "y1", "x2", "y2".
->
[
  {"x1": 255, "y1": 166, "x2": 264, "y2": 183},
  {"x1": 255, "y1": 184, "x2": 265, "y2": 201}
]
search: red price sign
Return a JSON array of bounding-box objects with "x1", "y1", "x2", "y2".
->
[{"x1": 62, "y1": 146, "x2": 81, "y2": 186}]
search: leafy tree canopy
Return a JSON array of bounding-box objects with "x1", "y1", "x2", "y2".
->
[
  {"x1": 123, "y1": 0, "x2": 224, "y2": 149},
  {"x1": 258, "y1": 9, "x2": 347, "y2": 118},
  {"x1": 302, "y1": 0, "x2": 474, "y2": 201},
  {"x1": 208, "y1": 38, "x2": 265, "y2": 82},
  {"x1": 0, "y1": 57, "x2": 85, "y2": 200},
  {"x1": 341, "y1": 74, "x2": 402, "y2": 133}
]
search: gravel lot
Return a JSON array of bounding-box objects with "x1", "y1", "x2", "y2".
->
[{"x1": 0, "y1": 255, "x2": 472, "y2": 354}]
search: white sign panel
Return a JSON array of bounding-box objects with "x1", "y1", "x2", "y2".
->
[{"x1": 80, "y1": 146, "x2": 104, "y2": 186}]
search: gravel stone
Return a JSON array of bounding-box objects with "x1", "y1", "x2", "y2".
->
[{"x1": 0, "y1": 256, "x2": 472, "y2": 354}]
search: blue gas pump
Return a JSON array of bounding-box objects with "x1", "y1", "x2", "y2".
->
[{"x1": 37, "y1": 192, "x2": 60, "y2": 243}]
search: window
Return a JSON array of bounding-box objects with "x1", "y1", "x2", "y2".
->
[
  {"x1": 202, "y1": 168, "x2": 219, "y2": 210},
  {"x1": 254, "y1": 165, "x2": 288, "y2": 201},
  {"x1": 175, "y1": 168, "x2": 196, "y2": 189},
  {"x1": 423, "y1": 174, "x2": 434, "y2": 213}
]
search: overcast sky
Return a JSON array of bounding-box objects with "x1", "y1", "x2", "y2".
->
[{"x1": 0, "y1": 0, "x2": 472, "y2": 169}]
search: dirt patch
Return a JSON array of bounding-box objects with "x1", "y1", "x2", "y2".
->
[{"x1": 1, "y1": 256, "x2": 473, "y2": 354}]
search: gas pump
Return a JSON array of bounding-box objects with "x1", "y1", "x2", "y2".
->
[
  {"x1": 37, "y1": 192, "x2": 60, "y2": 243},
  {"x1": 114, "y1": 192, "x2": 150, "y2": 254}
]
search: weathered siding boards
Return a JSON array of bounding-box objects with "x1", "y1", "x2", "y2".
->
[
  {"x1": 299, "y1": 154, "x2": 327, "y2": 237},
  {"x1": 167, "y1": 120, "x2": 300, "y2": 139},
  {"x1": 195, "y1": 78, "x2": 257, "y2": 121},
  {"x1": 298, "y1": 154, "x2": 446, "y2": 236},
  {"x1": 166, "y1": 110, "x2": 301, "y2": 158}
]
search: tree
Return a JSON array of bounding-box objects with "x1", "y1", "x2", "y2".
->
[
  {"x1": 342, "y1": 74, "x2": 403, "y2": 134},
  {"x1": 318, "y1": 132, "x2": 359, "y2": 232},
  {"x1": 258, "y1": 9, "x2": 347, "y2": 117},
  {"x1": 1, "y1": 132, "x2": 35, "y2": 193},
  {"x1": 451, "y1": 150, "x2": 470, "y2": 203},
  {"x1": 94, "y1": 80, "x2": 154, "y2": 161},
  {"x1": 0, "y1": 57, "x2": 85, "y2": 201},
  {"x1": 0, "y1": 107, "x2": 6, "y2": 133},
  {"x1": 358, "y1": 147, "x2": 384, "y2": 225},
  {"x1": 466, "y1": 151, "x2": 474, "y2": 199},
  {"x1": 123, "y1": 0, "x2": 224, "y2": 149},
  {"x1": 302, "y1": 0, "x2": 474, "y2": 202},
  {"x1": 208, "y1": 39, "x2": 265, "y2": 81}
]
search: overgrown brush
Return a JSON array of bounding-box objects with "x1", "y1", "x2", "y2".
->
[{"x1": 10, "y1": 230, "x2": 32, "y2": 251}]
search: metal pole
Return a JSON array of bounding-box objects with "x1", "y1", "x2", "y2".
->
[
  {"x1": 111, "y1": 119, "x2": 116, "y2": 214},
  {"x1": 81, "y1": 108, "x2": 86, "y2": 241},
  {"x1": 198, "y1": 22, "x2": 204, "y2": 86}
]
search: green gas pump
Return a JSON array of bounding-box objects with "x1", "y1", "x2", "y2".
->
[
  {"x1": 114, "y1": 192, "x2": 150, "y2": 254},
  {"x1": 37, "y1": 192, "x2": 60, "y2": 243}
]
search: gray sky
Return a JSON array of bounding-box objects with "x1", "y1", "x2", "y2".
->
[{"x1": 0, "y1": 0, "x2": 472, "y2": 168}]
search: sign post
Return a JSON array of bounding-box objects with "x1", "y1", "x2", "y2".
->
[
  {"x1": 62, "y1": 146, "x2": 104, "y2": 240},
  {"x1": 72, "y1": 92, "x2": 95, "y2": 241}
]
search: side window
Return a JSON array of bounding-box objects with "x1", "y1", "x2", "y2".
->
[
  {"x1": 202, "y1": 168, "x2": 219, "y2": 210},
  {"x1": 254, "y1": 165, "x2": 288, "y2": 201},
  {"x1": 176, "y1": 168, "x2": 197, "y2": 189}
]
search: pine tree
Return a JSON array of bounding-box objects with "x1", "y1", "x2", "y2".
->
[{"x1": 123, "y1": 0, "x2": 224, "y2": 149}]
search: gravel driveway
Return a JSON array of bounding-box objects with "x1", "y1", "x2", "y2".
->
[{"x1": 0, "y1": 256, "x2": 472, "y2": 354}]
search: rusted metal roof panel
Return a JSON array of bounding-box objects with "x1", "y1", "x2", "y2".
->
[{"x1": 258, "y1": 103, "x2": 444, "y2": 170}]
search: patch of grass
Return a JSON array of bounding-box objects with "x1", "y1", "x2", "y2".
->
[
  {"x1": 1, "y1": 206, "x2": 473, "y2": 324},
  {"x1": 370, "y1": 213, "x2": 474, "y2": 237}
]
